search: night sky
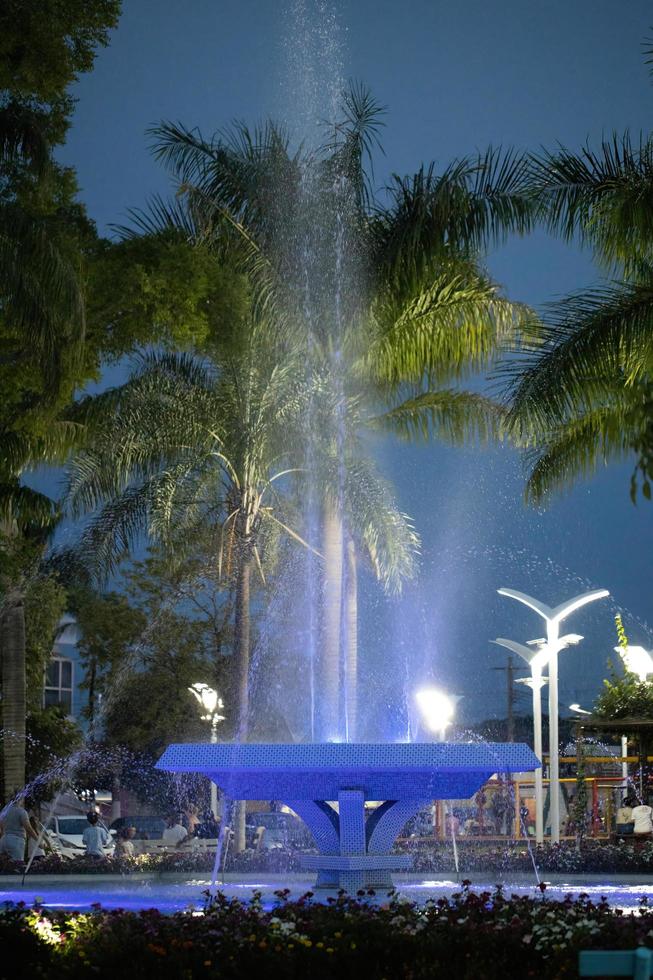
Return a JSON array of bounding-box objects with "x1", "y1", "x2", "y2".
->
[{"x1": 34, "y1": 0, "x2": 653, "y2": 730}]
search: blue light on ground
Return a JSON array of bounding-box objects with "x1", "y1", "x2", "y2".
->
[{"x1": 3, "y1": 877, "x2": 653, "y2": 914}]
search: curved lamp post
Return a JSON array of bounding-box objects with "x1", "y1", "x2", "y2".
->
[
  {"x1": 492, "y1": 637, "x2": 550, "y2": 843},
  {"x1": 493, "y1": 635, "x2": 582, "y2": 842},
  {"x1": 189, "y1": 683, "x2": 226, "y2": 817},
  {"x1": 569, "y1": 703, "x2": 592, "y2": 716},
  {"x1": 497, "y1": 588, "x2": 609, "y2": 842}
]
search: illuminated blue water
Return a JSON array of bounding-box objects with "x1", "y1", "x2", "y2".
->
[{"x1": 3, "y1": 875, "x2": 653, "y2": 913}]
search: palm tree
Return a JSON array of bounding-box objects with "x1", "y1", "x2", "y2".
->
[
  {"x1": 66, "y1": 335, "x2": 415, "y2": 845},
  {"x1": 504, "y1": 124, "x2": 653, "y2": 501},
  {"x1": 65, "y1": 336, "x2": 414, "y2": 733},
  {"x1": 144, "y1": 88, "x2": 534, "y2": 737}
]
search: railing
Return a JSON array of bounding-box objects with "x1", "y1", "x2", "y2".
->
[{"x1": 579, "y1": 949, "x2": 653, "y2": 979}]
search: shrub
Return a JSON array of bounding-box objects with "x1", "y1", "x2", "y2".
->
[{"x1": 2, "y1": 885, "x2": 653, "y2": 978}]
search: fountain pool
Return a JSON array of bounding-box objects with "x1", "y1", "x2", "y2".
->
[{"x1": 3, "y1": 874, "x2": 653, "y2": 913}]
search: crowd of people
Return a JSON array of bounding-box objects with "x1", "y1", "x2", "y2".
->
[
  {"x1": 0, "y1": 798, "x2": 222, "y2": 863},
  {"x1": 3, "y1": 791, "x2": 652, "y2": 865}
]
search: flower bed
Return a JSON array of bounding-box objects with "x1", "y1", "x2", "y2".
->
[
  {"x1": 1, "y1": 884, "x2": 653, "y2": 978},
  {"x1": 0, "y1": 846, "x2": 314, "y2": 876},
  {"x1": 3, "y1": 839, "x2": 653, "y2": 877},
  {"x1": 399, "y1": 838, "x2": 653, "y2": 875},
  {"x1": 397, "y1": 839, "x2": 653, "y2": 874}
]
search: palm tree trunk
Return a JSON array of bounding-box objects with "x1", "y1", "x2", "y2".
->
[
  {"x1": 110, "y1": 771, "x2": 121, "y2": 823},
  {"x1": 344, "y1": 536, "x2": 357, "y2": 742},
  {"x1": 233, "y1": 546, "x2": 252, "y2": 852},
  {"x1": 234, "y1": 552, "x2": 252, "y2": 742},
  {"x1": 1, "y1": 591, "x2": 26, "y2": 799},
  {"x1": 87, "y1": 656, "x2": 97, "y2": 736},
  {"x1": 318, "y1": 503, "x2": 343, "y2": 741}
]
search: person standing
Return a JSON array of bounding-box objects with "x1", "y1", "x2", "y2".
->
[
  {"x1": 82, "y1": 811, "x2": 110, "y2": 858},
  {"x1": 0, "y1": 797, "x2": 39, "y2": 862},
  {"x1": 182, "y1": 804, "x2": 200, "y2": 837},
  {"x1": 631, "y1": 798, "x2": 653, "y2": 836}
]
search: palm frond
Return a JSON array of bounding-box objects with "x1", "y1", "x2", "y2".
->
[
  {"x1": 340, "y1": 456, "x2": 420, "y2": 594},
  {"x1": 0, "y1": 481, "x2": 59, "y2": 532},
  {"x1": 111, "y1": 194, "x2": 202, "y2": 241},
  {"x1": 503, "y1": 280, "x2": 653, "y2": 440},
  {"x1": 523, "y1": 399, "x2": 639, "y2": 504},
  {"x1": 1, "y1": 421, "x2": 84, "y2": 479},
  {"x1": 529, "y1": 135, "x2": 653, "y2": 273},
  {"x1": 372, "y1": 148, "x2": 533, "y2": 280},
  {"x1": 368, "y1": 261, "x2": 534, "y2": 385},
  {"x1": 373, "y1": 388, "x2": 507, "y2": 443}
]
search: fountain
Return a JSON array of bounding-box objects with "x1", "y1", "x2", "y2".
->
[
  {"x1": 3, "y1": 1, "x2": 647, "y2": 923},
  {"x1": 157, "y1": 740, "x2": 540, "y2": 890}
]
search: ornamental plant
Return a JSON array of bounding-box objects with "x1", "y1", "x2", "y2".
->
[{"x1": 2, "y1": 885, "x2": 653, "y2": 979}]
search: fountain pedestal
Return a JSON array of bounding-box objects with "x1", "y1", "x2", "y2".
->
[{"x1": 156, "y1": 742, "x2": 540, "y2": 891}]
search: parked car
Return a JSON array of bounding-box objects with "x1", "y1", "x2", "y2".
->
[
  {"x1": 109, "y1": 816, "x2": 167, "y2": 840},
  {"x1": 245, "y1": 811, "x2": 313, "y2": 850}
]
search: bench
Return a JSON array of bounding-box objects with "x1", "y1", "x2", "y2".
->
[
  {"x1": 579, "y1": 949, "x2": 653, "y2": 979},
  {"x1": 610, "y1": 834, "x2": 653, "y2": 845},
  {"x1": 135, "y1": 838, "x2": 219, "y2": 855}
]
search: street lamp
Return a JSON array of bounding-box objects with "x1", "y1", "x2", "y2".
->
[
  {"x1": 188, "y1": 683, "x2": 226, "y2": 818},
  {"x1": 614, "y1": 644, "x2": 653, "y2": 683},
  {"x1": 492, "y1": 637, "x2": 550, "y2": 843},
  {"x1": 497, "y1": 588, "x2": 609, "y2": 842},
  {"x1": 415, "y1": 687, "x2": 456, "y2": 742},
  {"x1": 569, "y1": 703, "x2": 592, "y2": 716}
]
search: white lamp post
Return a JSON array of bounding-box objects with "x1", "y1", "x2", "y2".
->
[
  {"x1": 415, "y1": 687, "x2": 456, "y2": 742},
  {"x1": 493, "y1": 637, "x2": 550, "y2": 843},
  {"x1": 188, "y1": 683, "x2": 226, "y2": 818},
  {"x1": 497, "y1": 588, "x2": 609, "y2": 842}
]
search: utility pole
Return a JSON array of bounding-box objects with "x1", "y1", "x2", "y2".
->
[
  {"x1": 507, "y1": 656, "x2": 515, "y2": 742},
  {"x1": 491, "y1": 656, "x2": 517, "y2": 742}
]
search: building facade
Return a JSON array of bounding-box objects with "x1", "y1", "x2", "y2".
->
[{"x1": 44, "y1": 614, "x2": 87, "y2": 731}]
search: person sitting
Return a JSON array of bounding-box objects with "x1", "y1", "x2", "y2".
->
[
  {"x1": 82, "y1": 811, "x2": 110, "y2": 859},
  {"x1": 615, "y1": 798, "x2": 635, "y2": 836},
  {"x1": 115, "y1": 826, "x2": 136, "y2": 859},
  {"x1": 161, "y1": 814, "x2": 188, "y2": 848},
  {"x1": 631, "y1": 798, "x2": 653, "y2": 836},
  {"x1": 196, "y1": 810, "x2": 219, "y2": 839}
]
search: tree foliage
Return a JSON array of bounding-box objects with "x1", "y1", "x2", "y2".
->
[
  {"x1": 504, "y1": 37, "x2": 653, "y2": 503},
  {"x1": 0, "y1": 0, "x2": 121, "y2": 146},
  {"x1": 594, "y1": 668, "x2": 653, "y2": 720}
]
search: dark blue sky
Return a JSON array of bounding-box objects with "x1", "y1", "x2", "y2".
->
[{"x1": 48, "y1": 0, "x2": 653, "y2": 728}]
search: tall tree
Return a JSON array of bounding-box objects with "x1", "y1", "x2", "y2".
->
[
  {"x1": 0, "y1": 0, "x2": 121, "y2": 800},
  {"x1": 147, "y1": 89, "x2": 534, "y2": 737},
  {"x1": 504, "y1": 38, "x2": 653, "y2": 502}
]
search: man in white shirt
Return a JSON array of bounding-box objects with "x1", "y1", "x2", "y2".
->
[
  {"x1": 162, "y1": 815, "x2": 188, "y2": 847},
  {"x1": 632, "y1": 800, "x2": 653, "y2": 835},
  {"x1": 82, "y1": 811, "x2": 111, "y2": 858}
]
